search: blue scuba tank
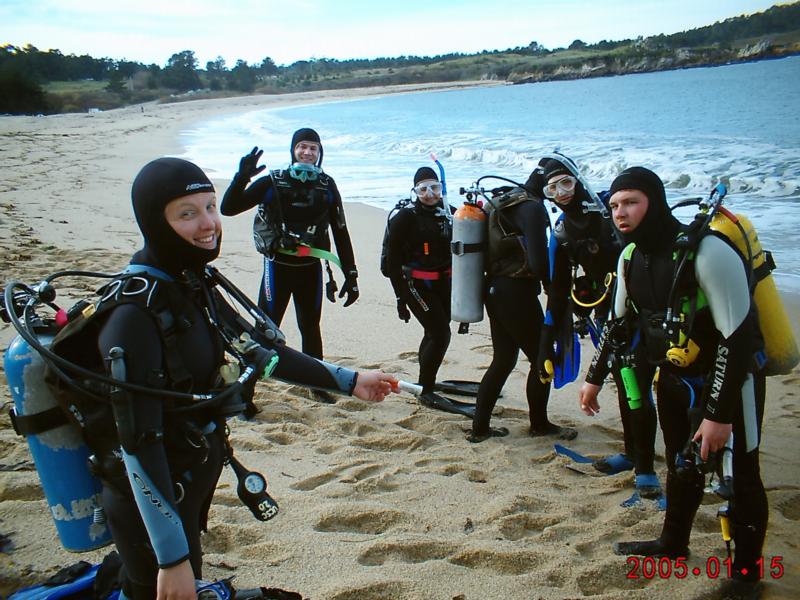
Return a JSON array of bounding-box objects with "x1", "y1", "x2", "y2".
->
[{"x1": 5, "y1": 333, "x2": 112, "y2": 552}]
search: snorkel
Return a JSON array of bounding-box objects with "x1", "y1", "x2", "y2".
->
[{"x1": 430, "y1": 152, "x2": 452, "y2": 224}]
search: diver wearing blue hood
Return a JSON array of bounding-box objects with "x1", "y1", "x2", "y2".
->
[
  {"x1": 97, "y1": 157, "x2": 395, "y2": 600},
  {"x1": 222, "y1": 129, "x2": 358, "y2": 388}
]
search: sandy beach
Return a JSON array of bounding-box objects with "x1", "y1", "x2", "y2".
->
[{"x1": 1, "y1": 84, "x2": 798, "y2": 600}]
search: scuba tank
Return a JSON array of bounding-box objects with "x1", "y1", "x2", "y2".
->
[
  {"x1": 450, "y1": 195, "x2": 486, "y2": 324},
  {"x1": 5, "y1": 327, "x2": 112, "y2": 552},
  {"x1": 3, "y1": 268, "x2": 287, "y2": 553},
  {"x1": 708, "y1": 207, "x2": 799, "y2": 375}
]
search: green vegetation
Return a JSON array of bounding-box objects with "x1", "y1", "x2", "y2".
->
[{"x1": 1, "y1": 2, "x2": 798, "y2": 115}]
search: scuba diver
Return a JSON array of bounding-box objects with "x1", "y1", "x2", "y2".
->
[
  {"x1": 385, "y1": 167, "x2": 465, "y2": 415},
  {"x1": 467, "y1": 179, "x2": 575, "y2": 443},
  {"x1": 72, "y1": 157, "x2": 394, "y2": 600},
  {"x1": 532, "y1": 157, "x2": 661, "y2": 498},
  {"x1": 580, "y1": 167, "x2": 768, "y2": 599},
  {"x1": 222, "y1": 128, "x2": 359, "y2": 403}
]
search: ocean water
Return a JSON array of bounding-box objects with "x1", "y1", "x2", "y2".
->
[{"x1": 181, "y1": 55, "x2": 800, "y2": 291}]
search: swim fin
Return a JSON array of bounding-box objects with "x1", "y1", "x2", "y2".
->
[
  {"x1": 434, "y1": 380, "x2": 503, "y2": 398},
  {"x1": 419, "y1": 391, "x2": 476, "y2": 418},
  {"x1": 554, "y1": 444, "x2": 594, "y2": 464},
  {"x1": 9, "y1": 562, "x2": 119, "y2": 600},
  {"x1": 552, "y1": 308, "x2": 581, "y2": 389},
  {"x1": 553, "y1": 331, "x2": 580, "y2": 389},
  {"x1": 621, "y1": 490, "x2": 667, "y2": 511}
]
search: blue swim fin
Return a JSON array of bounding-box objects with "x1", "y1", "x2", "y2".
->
[
  {"x1": 621, "y1": 490, "x2": 667, "y2": 511},
  {"x1": 554, "y1": 444, "x2": 594, "y2": 464},
  {"x1": 553, "y1": 331, "x2": 580, "y2": 389},
  {"x1": 9, "y1": 563, "x2": 120, "y2": 600}
]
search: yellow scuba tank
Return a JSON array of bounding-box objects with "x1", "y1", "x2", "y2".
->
[{"x1": 709, "y1": 206, "x2": 799, "y2": 375}]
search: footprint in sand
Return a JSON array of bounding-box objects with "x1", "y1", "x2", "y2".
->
[
  {"x1": 328, "y1": 419, "x2": 379, "y2": 437},
  {"x1": 576, "y1": 558, "x2": 648, "y2": 595},
  {"x1": 436, "y1": 463, "x2": 488, "y2": 483},
  {"x1": 775, "y1": 492, "x2": 800, "y2": 521},
  {"x1": 290, "y1": 470, "x2": 339, "y2": 491},
  {"x1": 412, "y1": 456, "x2": 464, "y2": 468},
  {"x1": 693, "y1": 509, "x2": 724, "y2": 533},
  {"x1": 397, "y1": 351, "x2": 418, "y2": 361},
  {"x1": 448, "y1": 548, "x2": 547, "y2": 575},
  {"x1": 290, "y1": 459, "x2": 386, "y2": 491},
  {"x1": 235, "y1": 541, "x2": 294, "y2": 565},
  {"x1": 326, "y1": 581, "x2": 414, "y2": 600},
  {"x1": 313, "y1": 505, "x2": 410, "y2": 534},
  {"x1": 202, "y1": 524, "x2": 264, "y2": 554},
  {"x1": 0, "y1": 474, "x2": 43, "y2": 501},
  {"x1": 337, "y1": 463, "x2": 385, "y2": 483},
  {"x1": 394, "y1": 414, "x2": 466, "y2": 437},
  {"x1": 351, "y1": 430, "x2": 435, "y2": 453},
  {"x1": 357, "y1": 539, "x2": 458, "y2": 566},
  {"x1": 496, "y1": 512, "x2": 564, "y2": 541}
]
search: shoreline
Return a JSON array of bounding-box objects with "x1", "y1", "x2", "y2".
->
[{"x1": 1, "y1": 83, "x2": 799, "y2": 599}]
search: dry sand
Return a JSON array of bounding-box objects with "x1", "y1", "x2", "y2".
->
[{"x1": 1, "y1": 84, "x2": 798, "y2": 600}]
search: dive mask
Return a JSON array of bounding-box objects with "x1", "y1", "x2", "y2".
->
[
  {"x1": 414, "y1": 182, "x2": 443, "y2": 197},
  {"x1": 544, "y1": 175, "x2": 577, "y2": 199},
  {"x1": 288, "y1": 162, "x2": 321, "y2": 182}
]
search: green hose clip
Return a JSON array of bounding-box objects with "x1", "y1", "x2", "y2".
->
[
  {"x1": 262, "y1": 353, "x2": 280, "y2": 379},
  {"x1": 620, "y1": 364, "x2": 641, "y2": 410}
]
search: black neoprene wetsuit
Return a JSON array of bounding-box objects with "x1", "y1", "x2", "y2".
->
[
  {"x1": 385, "y1": 200, "x2": 453, "y2": 393},
  {"x1": 546, "y1": 203, "x2": 657, "y2": 476},
  {"x1": 587, "y1": 233, "x2": 767, "y2": 580},
  {"x1": 221, "y1": 171, "x2": 356, "y2": 359},
  {"x1": 472, "y1": 196, "x2": 551, "y2": 436},
  {"x1": 96, "y1": 262, "x2": 360, "y2": 600}
]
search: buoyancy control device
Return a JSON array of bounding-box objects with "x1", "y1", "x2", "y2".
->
[{"x1": 2, "y1": 266, "x2": 284, "y2": 551}]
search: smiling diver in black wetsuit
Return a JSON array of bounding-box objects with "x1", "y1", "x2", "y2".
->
[
  {"x1": 222, "y1": 129, "x2": 358, "y2": 403},
  {"x1": 96, "y1": 157, "x2": 396, "y2": 600}
]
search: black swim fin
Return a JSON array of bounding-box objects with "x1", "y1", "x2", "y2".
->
[
  {"x1": 419, "y1": 391, "x2": 476, "y2": 418},
  {"x1": 434, "y1": 380, "x2": 479, "y2": 396},
  {"x1": 434, "y1": 380, "x2": 502, "y2": 398}
]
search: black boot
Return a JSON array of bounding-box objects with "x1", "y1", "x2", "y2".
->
[
  {"x1": 614, "y1": 472, "x2": 704, "y2": 558},
  {"x1": 731, "y1": 521, "x2": 767, "y2": 582}
]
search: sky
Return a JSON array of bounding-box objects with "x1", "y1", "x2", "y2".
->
[{"x1": 1, "y1": 0, "x2": 785, "y2": 68}]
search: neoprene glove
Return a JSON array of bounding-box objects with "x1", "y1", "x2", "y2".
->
[
  {"x1": 237, "y1": 147, "x2": 266, "y2": 181},
  {"x1": 397, "y1": 298, "x2": 411, "y2": 323},
  {"x1": 339, "y1": 271, "x2": 359, "y2": 307},
  {"x1": 325, "y1": 278, "x2": 338, "y2": 303},
  {"x1": 537, "y1": 324, "x2": 555, "y2": 384}
]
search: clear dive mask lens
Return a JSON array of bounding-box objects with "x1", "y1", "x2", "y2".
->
[
  {"x1": 414, "y1": 182, "x2": 443, "y2": 196},
  {"x1": 544, "y1": 175, "x2": 577, "y2": 199},
  {"x1": 288, "y1": 162, "x2": 320, "y2": 182}
]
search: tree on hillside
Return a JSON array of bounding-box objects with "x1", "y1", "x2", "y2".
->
[
  {"x1": 259, "y1": 57, "x2": 278, "y2": 76},
  {"x1": 105, "y1": 69, "x2": 127, "y2": 95},
  {"x1": 569, "y1": 39, "x2": 587, "y2": 50},
  {"x1": 0, "y1": 63, "x2": 48, "y2": 114},
  {"x1": 161, "y1": 50, "x2": 201, "y2": 91},
  {"x1": 228, "y1": 60, "x2": 256, "y2": 92},
  {"x1": 206, "y1": 56, "x2": 227, "y2": 90}
]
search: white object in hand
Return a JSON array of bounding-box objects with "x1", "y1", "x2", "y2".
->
[{"x1": 397, "y1": 381, "x2": 423, "y2": 396}]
